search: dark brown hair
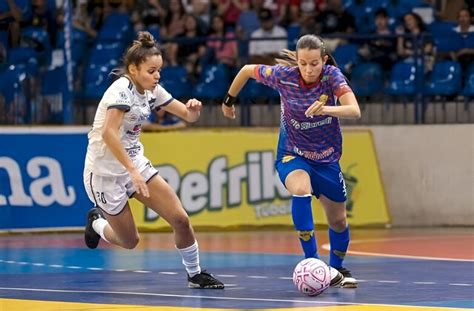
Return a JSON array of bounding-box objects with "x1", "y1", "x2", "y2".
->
[
  {"x1": 276, "y1": 34, "x2": 337, "y2": 67},
  {"x1": 112, "y1": 31, "x2": 161, "y2": 77},
  {"x1": 124, "y1": 31, "x2": 161, "y2": 72}
]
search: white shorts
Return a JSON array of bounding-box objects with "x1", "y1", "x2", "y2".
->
[{"x1": 83, "y1": 160, "x2": 158, "y2": 216}]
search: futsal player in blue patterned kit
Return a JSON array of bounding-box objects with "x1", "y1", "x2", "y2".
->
[{"x1": 221, "y1": 34, "x2": 360, "y2": 288}]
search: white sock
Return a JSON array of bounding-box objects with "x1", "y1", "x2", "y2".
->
[
  {"x1": 92, "y1": 218, "x2": 109, "y2": 243},
  {"x1": 176, "y1": 241, "x2": 201, "y2": 277}
]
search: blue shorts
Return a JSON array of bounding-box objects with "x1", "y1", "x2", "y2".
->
[{"x1": 275, "y1": 156, "x2": 347, "y2": 203}]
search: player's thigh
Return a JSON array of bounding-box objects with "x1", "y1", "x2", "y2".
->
[
  {"x1": 276, "y1": 156, "x2": 312, "y2": 195},
  {"x1": 105, "y1": 202, "x2": 140, "y2": 243},
  {"x1": 310, "y1": 162, "x2": 347, "y2": 203},
  {"x1": 134, "y1": 174, "x2": 189, "y2": 227}
]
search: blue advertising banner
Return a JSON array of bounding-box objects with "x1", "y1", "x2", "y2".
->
[{"x1": 0, "y1": 130, "x2": 90, "y2": 230}]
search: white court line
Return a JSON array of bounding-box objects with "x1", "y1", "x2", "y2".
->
[
  {"x1": 1, "y1": 259, "x2": 472, "y2": 287},
  {"x1": 0, "y1": 287, "x2": 467, "y2": 309},
  {"x1": 320, "y1": 243, "x2": 474, "y2": 262},
  {"x1": 158, "y1": 272, "x2": 177, "y2": 275}
]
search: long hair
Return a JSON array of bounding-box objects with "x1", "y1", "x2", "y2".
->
[{"x1": 275, "y1": 34, "x2": 337, "y2": 67}]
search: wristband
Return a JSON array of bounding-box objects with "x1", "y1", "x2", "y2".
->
[{"x1": 223, "y1": 93, "x2": 236, "y2": 107}]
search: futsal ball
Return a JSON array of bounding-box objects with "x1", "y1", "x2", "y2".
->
[{"x1": 293, "y1": 258, "x2": 331, "y2": 296}]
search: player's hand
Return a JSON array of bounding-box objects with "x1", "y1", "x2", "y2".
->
[
  {"x1": 186, "y1": 98, "x2": 202, "y2": 112},
  {"x1": 222, "y1": 103, "x2": 235, "y2": 119},
  {"x1": 129, "y1": 168, "x2": 149, "y2": 198},
  {"x1": 305, "y1": 100, "x2": 326, "y2": 118}
]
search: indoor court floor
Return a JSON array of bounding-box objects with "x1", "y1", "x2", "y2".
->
[{"x1": 0, "y1": 228, "x2": 473, "y2": 311}]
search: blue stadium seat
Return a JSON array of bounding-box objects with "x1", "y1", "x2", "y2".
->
[
  {"x1": 239, "y1": 79, "x2": 279, "y2": 100},
  {"x1": 21, "y1": 26, "x2": 52, "y2": 64},
  {"x1": 7, "y1": 47, "x2": 36, "y2": 63},
  {"x1": 89, "y1": 42, "x2": 124, "y2": 66},
  {"x1": 462, "y1": 70, "x2": 474, "y2": 98},
  {"x1": 0, "y1": 30, "x2": 7, "y2": 48},
  {"x1": 192, "y1": 64, "x2": 230, "y2": 99},
  {"x1": 332, "y1": 44, "x2": 359, "y2": 74},
  {"x1": 424, "y1": 61, "x2": 462, "y2": 96},
  {"x1": 159, "y1": 65, "x2": 192, "y2": 99},
  {"x1": 7, "y1": 47, "x2": 38, "y2": 75},
  {"x1": 147, "y1": 25, "x2": 161, "y2": 42},
  {"x1": 428, "y1": 20, "x2": 457, "y2": 35},
  {"x1": 463, "y1": 33, "x2": 474, "y2": 49},
  {"x1": 42, "y1": 67, "x2": 66, "y2": 95},
  {"x1": 386, "y1": 61, "x2": 417, "y2": 95},
  {"x1": 56, "y1": 29, "x2": 88, "y2": 64},
  {"x1": 287, "y1": 25, "x2": 300, "y2": 50},
  {"x1": 433, "y1": 32, "x2": 464, "y2": 53},
  {"x1": 83, "y1": 61, "x2": 117, "y2": 99},
  {"x1": 0, "y1": 65, "x2": 24, "y2": 104},
  {"x1": 97, "y1": 12, "x2": 132, "y2": 43},
  {"x1": 350, "y1": 62, "x2": 384, "y2": 97}
]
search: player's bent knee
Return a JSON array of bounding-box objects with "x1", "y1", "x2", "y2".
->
[
  {"x1": 328, "y1": 218, "x2": 347, "y2": 232},
  {"x1": 290, "y1": 186, "x2": 311, "y2": 196},
  {"x1": 122, "y1": 234, "x2": 140, "y2": 249}
]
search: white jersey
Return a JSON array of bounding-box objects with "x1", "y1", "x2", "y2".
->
[{"x1": 84, "y1": 77, "x2": 173, "y2": 176}]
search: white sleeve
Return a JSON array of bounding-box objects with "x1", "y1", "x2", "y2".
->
[
  {"x1": 102, "y1": 78, "x2": 133, "y2": 111},
  {"x1": 152, "y1": 84, "x2": 174, "y2": 110}
]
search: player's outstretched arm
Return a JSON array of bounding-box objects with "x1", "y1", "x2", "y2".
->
[
  {"x1": 163, "y1": 98, "x2": 202, "y2": 123},
  {"x1": 221, "y1": 64, "x2": 258, "y2": 119}
]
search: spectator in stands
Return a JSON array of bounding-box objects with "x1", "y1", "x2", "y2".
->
[
  {"x1": 358, "y1": 8, "x2": 397, "y2": 71},
  {"x1": 188, "y1": 0, "x2": 211, "y2": 35},
  {"x1": 278, "y1": 0, "x2": 302, "y2": 29},
  {"x1": 216, "y1": 0, "x2": 248, "y2": 29},
  {"x1": 454, "y1": 8, "x2": 474, "y2": 69},
  {"x1": 317, "y1": 0, "x2": 355, "y2": 34},
  {"x1": 73, "y1": 0, "x2": 98, "y2": 40},
  {"x1": 248, "y1": 8, "x2": 287, "y2": 64},
  {"x1": 396, "y1": 12, "x2": 434, "y2": 72},
  {"x1": 204, "y1": 14, "x2": 238, "y2": 69},
  {"x1": 169, "y1": 14, "x2": 206, "y2": 77},
  {"x1": 161, "y1": 0, "x2": 186, "y2": 40},
  {"x1": 0, "y1": 0, "x2": 22, "y2": 48},
  {"x1": 131, "y1": 0, "x2": 168, "y2": 31},
  {"x1": 316, "y1": 0, "x2": 356, "y2": 50},
  {"x1": 160, "y1": 0, "x2": 186, "y2": 65},
  {"x1": 235, "y1": 0, "x2": 261, "y2": 61},
  {"x1": 454, "y1": 7, "x2": 474, "y2": 34}
]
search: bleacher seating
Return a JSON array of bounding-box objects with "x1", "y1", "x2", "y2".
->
[
  {"x1": 350, "y1": 62, "x2": 384, "y2": 97},
  {"x1": 386, "y1": 61, "x2": 417, "y2": 96},
  {"x1": 424, "y1": 61, "x2": 462, "y2": 96}
]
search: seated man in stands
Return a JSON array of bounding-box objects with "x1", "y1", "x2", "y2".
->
[
  {"x1": 248, "y1": 9, "x2": 287, "y2": 65},
  {"x1": 453, "y1": 8, "x2": 474, "y2": 70}
]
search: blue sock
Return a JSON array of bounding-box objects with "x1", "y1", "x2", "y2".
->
[
  {"x1": 329, "y1": 226, "x2": 350, "y2": 268},
  {"x1": 291, "y1": 195, "x2": 318, "y2": 259}
]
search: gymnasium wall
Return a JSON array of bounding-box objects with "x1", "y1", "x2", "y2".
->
[
  {"x1": 0, "y1": 125, "x2": 472, "y2": 230},
  {"x1": 370, "y1": 124, "x2": 474, "y2": 227}
]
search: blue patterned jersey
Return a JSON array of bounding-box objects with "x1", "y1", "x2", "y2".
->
[{"x1": 254, "y1": 64, "x2": 352, "y2": 163}]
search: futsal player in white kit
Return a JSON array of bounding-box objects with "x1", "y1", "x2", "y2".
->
[{"x1": 83, "y1": 31, "x2": 224, "y2": 289}]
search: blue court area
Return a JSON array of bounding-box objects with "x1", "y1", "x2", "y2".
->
[{"x1": 0, "y1": 232, "x2": 473, "y2": 310}]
